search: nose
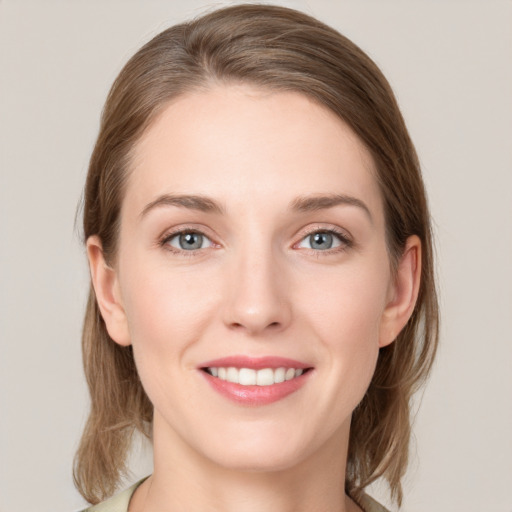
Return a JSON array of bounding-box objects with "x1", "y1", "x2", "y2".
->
[{"x1": 222, "y1": 245, "x2": 292, "y2": 336}]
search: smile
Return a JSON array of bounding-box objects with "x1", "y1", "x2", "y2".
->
[
  {"x1": 204, "y1": 367, "x2": 305, "y2": 386},
  {"x1": 199, "y1": 356, "x2": 313, "y2": 405}
]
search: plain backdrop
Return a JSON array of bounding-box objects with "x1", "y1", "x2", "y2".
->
[{"x1": 1, "y1": 1, "x2": 511, "y2": 511}]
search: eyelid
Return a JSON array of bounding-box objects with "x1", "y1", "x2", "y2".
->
[
  {"x1": 157, "y1": 223, "x2": 353, "y2": 255},
  {"x1": 158, "y1": 224, "x2": 220, "y2": 254},
  {"x1": 292, "y1": 225, "x2": 353, "y2": 252},
  {"x1": 167, "y1": 231, "x2": 212, "y2": 250}
]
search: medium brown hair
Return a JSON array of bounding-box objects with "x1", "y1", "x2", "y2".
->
[{"x1": 74, "y1": 3, "x2": 439, "y2": 506}]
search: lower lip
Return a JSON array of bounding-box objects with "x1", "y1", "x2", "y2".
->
[{"x1": 201, "y1": 370, "x2": 311, "y2": 406}]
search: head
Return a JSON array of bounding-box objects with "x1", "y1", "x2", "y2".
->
[{"x1": 74, "y1": 3, "x2": 438, "y2": 506}]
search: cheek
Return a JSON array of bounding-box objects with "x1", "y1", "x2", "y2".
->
[
  {"x1": 119, "y1": 264, "x2": 223, "y2": 414},
  {"x1": 303, "y1": 261, "x2": 390, "y2": 345},
  {"x1": 299, "y1": 261, "x2": 390, "y2": 400},
  {"x1": 118, "y1": 257, "x2": 220, "y2": 378},
  {"x1": 123, "y1": 267, "x2": 218, "y2": 340}
]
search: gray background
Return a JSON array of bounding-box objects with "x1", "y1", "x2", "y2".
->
[{"x1": 1, "y1": 1, "x2": 511, "y2": 511}]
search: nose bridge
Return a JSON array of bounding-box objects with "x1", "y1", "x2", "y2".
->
[{"x1": 223, "y1": 229, "x2": 290, "y2": 334}]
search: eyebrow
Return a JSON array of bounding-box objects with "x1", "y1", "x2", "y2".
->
[
  {"x1": 140, "y1": 192, "x2": 372, "y2": 222},
  {"x1": 290, "y1": 194, "x2": 373, "y2": 222},
  {"x1": 140, "y1": 194, "x2": 224, "y2": 218}
]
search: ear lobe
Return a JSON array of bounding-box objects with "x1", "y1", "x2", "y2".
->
[
  {"x1": 86, "y1": 235, "x2": 131, "y2": 347},
  {"x1": 379, "y1": 235, "x2": 422, "y2": 348}
]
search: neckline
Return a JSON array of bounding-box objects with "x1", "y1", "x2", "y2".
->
[{"x1": 92, "y1": 476, "x2": 389, "y2": 512}]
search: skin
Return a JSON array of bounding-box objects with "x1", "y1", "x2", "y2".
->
[{"x1": 88, "y1": 85, "x2": 421, "y2": 512}]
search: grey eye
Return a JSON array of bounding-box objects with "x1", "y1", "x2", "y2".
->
[
  {"x1": 310, "y1": 232, "x2": 333, "y2": 250},
  {"x1": 168, "y1": 232, "x2": 211, "y2": 250},
  {"x1": 298, "y1": 231, "x2": 343, "y2": 251}
]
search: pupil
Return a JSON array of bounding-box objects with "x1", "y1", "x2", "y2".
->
[
  {"x1": 311, "y1": 232, "x2": 332, "y2": 250},
  {"x1": 180, "y1": 233, "x2": 202, "y2": 249}
]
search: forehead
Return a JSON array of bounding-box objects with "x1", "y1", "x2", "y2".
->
[{"x1": 126, "y1": 85, "x2": 382, "y2": 220}]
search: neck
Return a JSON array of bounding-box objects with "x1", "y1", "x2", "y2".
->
[{"x1": 132, "y1": 413, "x2": 361, "y2": 512}]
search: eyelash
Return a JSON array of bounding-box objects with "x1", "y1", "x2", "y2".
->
[
  {"x1": 158, "y1": 226, "x2": 353, "y2": 256},
  {"x1": 158, "y1": 228, "x2": 214, "y2": 257},
  {"x1": 296, "y1": 226, "x2": 353, "y2": 254}
]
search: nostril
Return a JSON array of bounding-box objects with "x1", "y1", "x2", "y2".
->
[{"x1": 228, "y1": 320, "x2": 281, "y2": 332}]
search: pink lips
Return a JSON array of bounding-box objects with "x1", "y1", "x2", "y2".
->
[
  {"x1": 199, "y1": 355, "x2": 312, "y2": 406},
  {"x1": 201, "y1": 355, "x2": 311, "y2": 370}
]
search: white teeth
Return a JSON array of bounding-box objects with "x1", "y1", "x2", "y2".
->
[
  {"x1": 207, "y1": 366, "x2": 306, "y2": 386},
  {"x1": 256, "y1": 368, "x2": 274, "y2": 386},
  {"x1": 238, "y1": 368, "x2": 256, "y2": 385},
  {"x1": 274, "y1": 367, "x2": 286, "y2": 383},
  {"x1": 226, "y1": 367, "x2": 238, "y2": 383}
]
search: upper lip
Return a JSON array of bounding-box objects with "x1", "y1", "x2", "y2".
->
[{"x1": 199, "y1": 355, "x2": 312, "y2": 370}]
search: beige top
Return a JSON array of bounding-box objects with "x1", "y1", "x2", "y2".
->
[{"x1": 81, "y1": 478, "x2": 391, "y2": 512}]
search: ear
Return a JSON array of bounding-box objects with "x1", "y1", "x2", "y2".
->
[
  {"x1": 86, "y1": 235, "x2": 131, "y2": 346},
  {"x1": 379, "y1": 235, "x2": 422, "y2": 348}
]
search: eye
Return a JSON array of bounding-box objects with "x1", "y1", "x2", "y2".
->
[
  {"x1": 166, "y1": 231, "x2": 212, "y2": 251},
  {"x1": 297, "y1": 230, "x2": 348, "y2": 251}
]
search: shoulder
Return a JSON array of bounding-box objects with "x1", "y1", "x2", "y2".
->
[
  {"x1": 357, "y1": 492, "x2": 392, "y2": 512},
  {"x1": 78, "y1": 478, "x2": 148, "y2": 512}
]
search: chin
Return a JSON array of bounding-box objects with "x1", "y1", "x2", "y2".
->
[
  {"x1": 196, "y1": 421, "x2": 338, "y2": 474},
  {"x1": 211, "y1": 447, "x2": 307, "y2": 474}
]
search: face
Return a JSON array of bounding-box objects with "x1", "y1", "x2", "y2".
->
[{"x1": 91, "y1": 85, "x2": 414, "y2": 474}]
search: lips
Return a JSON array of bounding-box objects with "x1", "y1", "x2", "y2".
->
[{"x1": 199, "y1": 356, "x2": 313, "y2": 405}]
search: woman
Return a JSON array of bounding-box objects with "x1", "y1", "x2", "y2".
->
[{"x1": 75, "y1": 4, "x2": 438, "y2": 511}]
